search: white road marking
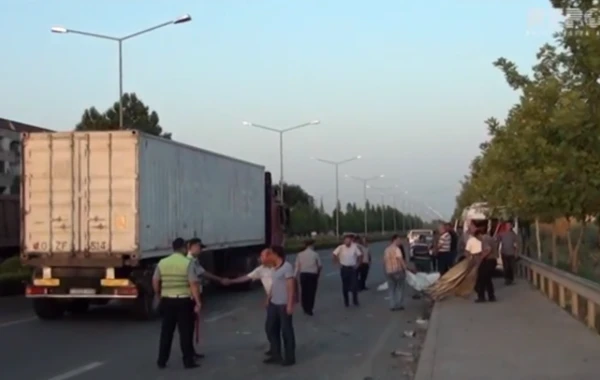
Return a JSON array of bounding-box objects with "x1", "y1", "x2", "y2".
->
[
  {"x1": 0, "y1": 316, "x2": 36, "y2": 328},
  {"x1": 325, "y1": 271, "x2": 337, "y2": 277},
  {"x1": 204, "y1": 307, "x2": 244, "y2": 323},
  {"x1": 46, "y1": 362, "x2": 104, "y2": 380}
]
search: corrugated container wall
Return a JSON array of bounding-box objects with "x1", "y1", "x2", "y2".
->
[
  {"x1": 22, "y1": 131, "x2": 266, "y2": 260},
  {"x1": 138, "y1": 132, "x2": 266, "y2": 253}
]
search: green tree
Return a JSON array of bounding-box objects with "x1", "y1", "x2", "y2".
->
[
  {"x1": 280, "y1": 183, "x2": 424, "y2": 235},
  {"x1": 75, "y1": 93, "x2": 172, "y2": 139},
  {"x1": 456, "y1": 0, "x2": 600, "y2": 272}
]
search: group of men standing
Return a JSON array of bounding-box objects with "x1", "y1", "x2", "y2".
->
[
  {"x1": 151, "y1": 232, "x2": 379, "y2": 371},
  {"x1": 152, "y1": 238, "x2": 301, "y2": 370}
]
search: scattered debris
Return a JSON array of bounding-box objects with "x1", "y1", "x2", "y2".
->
[
  {"x1": 403, "y1": 330, "x2": 416, "y2": 338},
  {"x1": 391, "y1": 350, "x2": 413, "y2": 358},
  {"x1": 416, "y1": 318, "x2": 428, "y2": 325}
]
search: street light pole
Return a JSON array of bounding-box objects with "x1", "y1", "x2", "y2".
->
[
  {"x1": 391, "y1": 195, "x2": 398, "y2": 232},
  {"x1": 243, "y1": 120, "x2": 320, "y2": 204},
  {"x1": 51, "y1": 14, "x2": 192, "y2": 130},
  {"x1": 312, "y1": 155, "x2": 361, "y2": 237},
  {"x1": 345, "y1": 174, "x2": 384, "y2": 236},
  {"x1": 380, "y1": 193, "x2": 385, "y2": 234}
]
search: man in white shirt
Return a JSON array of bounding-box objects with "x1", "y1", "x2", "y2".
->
[
  {"x1": 223, "y1": 249, "x2": 275, "y2": 356},
  {"x1": 333, "y1": 233, "x2": 362, "y2": 307},
  {"x1": 295, "y1": 239, "x2": 322, "y2": 316}
]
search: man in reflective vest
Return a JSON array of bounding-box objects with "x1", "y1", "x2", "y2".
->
[{"x1": 153, "y1": 237, "x2": 201, "y2": 370}]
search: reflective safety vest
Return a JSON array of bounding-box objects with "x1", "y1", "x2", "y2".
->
[{"x1": 158, "y1": 253, "x2": 191, "y2": 297}]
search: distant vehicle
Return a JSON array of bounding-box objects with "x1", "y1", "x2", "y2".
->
[
  {"x1": 407, "y1": 229, "x2": 434, "y2": 246},
  {"x1": 455, "y1": 202, "x2": 519, "y2": 272}
]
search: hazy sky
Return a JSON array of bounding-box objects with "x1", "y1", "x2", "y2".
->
[{"x1": 1, "y1": 0, "x2": 562, "y2": 220}]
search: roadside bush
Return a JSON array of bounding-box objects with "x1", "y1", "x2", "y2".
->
[{"x1": 0, "y1": 256, "x2": 30, "y2": 297}]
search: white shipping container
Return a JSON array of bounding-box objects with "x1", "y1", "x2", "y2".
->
[{"x1": 22, "y1": 130, "x2": 266, "y2": 262}]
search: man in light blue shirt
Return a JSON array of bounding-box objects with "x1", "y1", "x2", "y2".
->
[{"x1": 263, "y1": 246, "x2": 296, "y2": 366}]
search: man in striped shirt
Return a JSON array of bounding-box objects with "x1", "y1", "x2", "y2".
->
[{"x1": 436, "y1": 224, "x2": 453, "y2": 275}]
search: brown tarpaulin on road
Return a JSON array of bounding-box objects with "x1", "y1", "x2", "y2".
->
[{"x1": 426, "y1": 257, "x2": 480, "y2": 301}]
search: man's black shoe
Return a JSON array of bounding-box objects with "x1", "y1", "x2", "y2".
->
[
  {"x1": 194, "y1": 352, "x2": 205, "y2": 359},
  {"x1": 281, "y1": 360, "x2": 296, "y2": 366},
  {"x1": 184, "y1": 362, "x2": 200, "y2": 369},
  {"x1": 263, "y1": 357, "x2": 282, "y2": 364},
  {"x1": 488, "y1": 297, "x2": 497, "y2": 302},
  {"x1": 157, "y1": 363, "x2": 166, "y2": 369},
  {"x1": 474, "y1": 298, "x2": 486, "y2": 303}
]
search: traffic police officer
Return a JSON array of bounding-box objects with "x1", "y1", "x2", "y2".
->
[{"x1": 153, "y1": 237, "x2": 201, "y2": 369}]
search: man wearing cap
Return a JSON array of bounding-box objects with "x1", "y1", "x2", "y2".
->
[
  {"x1": 333, "y1": 233, "x2": 362, "y2": 307},
  {"x1": 153, "y1": 237, "x2": 200, "y2": 369},
  {"x1": 186, "y1": 237, "x2": 224, "y2": 360},
  {"x1": 294, "y1": 239, "x2": 322, "y2": 316}
]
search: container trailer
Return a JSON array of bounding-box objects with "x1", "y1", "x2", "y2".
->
[{"x1": 20, "y1": 130, "x2": 287, "y2": 320}]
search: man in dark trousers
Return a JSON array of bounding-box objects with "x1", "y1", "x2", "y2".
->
[
  {"x1": 294, "y1": 239, "x2": 322, "y2": 316},
  {"x1": 355, "y1": 235, "x2": 371, "y2": 291},
  {"x1": 447, "y1": 223, "x2": 459, "y2": 266},
  {"x1": 497, "y1": 221, "x2": 519, "y2": 285},
  {"x1": 436, "y1": 224, "x2": 453, "y2": 275},
  {"x1": 264, "y1": 245, "x2": 297, "y2": 366},
  {"x1": 153, "y1": 238, "x2": 201, "y2": 369},
  {"x1": 333, "y1": 233, "x2": 362, "y2": 307}
]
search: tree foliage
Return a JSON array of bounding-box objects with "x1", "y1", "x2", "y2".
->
[
  {"x1": 75, "y1": 93, "x2": 172, "y2": 138},
  {"x1": 454, "y1": 0, "x2": 600, "y2": 272},
  {"x1": 277, "y1": 183, "x2": 424, "y2": 236}
]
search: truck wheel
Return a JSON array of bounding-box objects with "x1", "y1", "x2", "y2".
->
[
  {"x1": 67, "y1": 300, "x2": 90, "y2": 315},
  {"x1": 32, "y1": 299, "x2": 65, "y2": 320},
  {"x1": 132, "y1": 288, "x2": 158, "y2": 320},
  {"x1": 239, "y1": 254, "x2": 259, "y2": 291}
]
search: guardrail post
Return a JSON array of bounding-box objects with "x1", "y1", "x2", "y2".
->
[
  {"x1": 587, "y1": 300, "x2": 596, "y2": 329},
  {"x1": 571, "y1": 292, "x2": 579, "y2": 318},
  {"x1": 559, "y1": 285, "x2": 566, "y2": 308}
]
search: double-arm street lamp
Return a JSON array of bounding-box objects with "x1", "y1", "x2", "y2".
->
[
  {"x1": 311, "y1": 155, "x2": 361, "y2": 237},
  {"x1": 345, "y1": 174, "x2": 384, "y2": 236},
  {"x1": 243, "y1": 120, "x2": 320, "y2": 203},
  {"x1": 51, "y1": 14, "x2": 193, "y2": 129}
]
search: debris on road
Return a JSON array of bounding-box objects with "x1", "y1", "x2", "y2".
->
[
  {"x1": 403, "y1": 330, "x2": 416, "y2": 338},
  {"x1": 391, "y1": 350, "x2": 415, "y2": 362},
  {"x1": 416, "y1": 318, "x2": 428, "y2": 326}
]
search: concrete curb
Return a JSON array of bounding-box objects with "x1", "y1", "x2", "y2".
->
[{"x1": 414, "y1": 301, "x2": 440, "y2": 380}]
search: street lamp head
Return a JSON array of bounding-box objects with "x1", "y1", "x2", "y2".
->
[
  {"x1": 356, "y1": 155, "x2": 362, "y2": 159},
  {"x1": 242, "y1": 121, "x2": 252, "y2": 126},
  {"x1": 51, "y1": 26, "x2": 68, "y2": 34},
  {"x1": 379, "y1": 174, "x2": 385, "y2": 178},
  {"x1": 174, "y1": 14, "x2": 192, "y2": 24},
  {"x1": 310, "y1": 120, "x2": 320, "y2": 125},
  {"x1": 344, "y1": 174, "x2": 350, "y2": 178}
]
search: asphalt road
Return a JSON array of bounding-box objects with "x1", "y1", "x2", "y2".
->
[{"x1": 0, "y1": 241, "x2": 428, "y2": 380}]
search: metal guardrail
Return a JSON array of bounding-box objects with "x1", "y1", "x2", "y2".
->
[{"x1": 517, "y1": 255, "x2": 600, "y2": 333}]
